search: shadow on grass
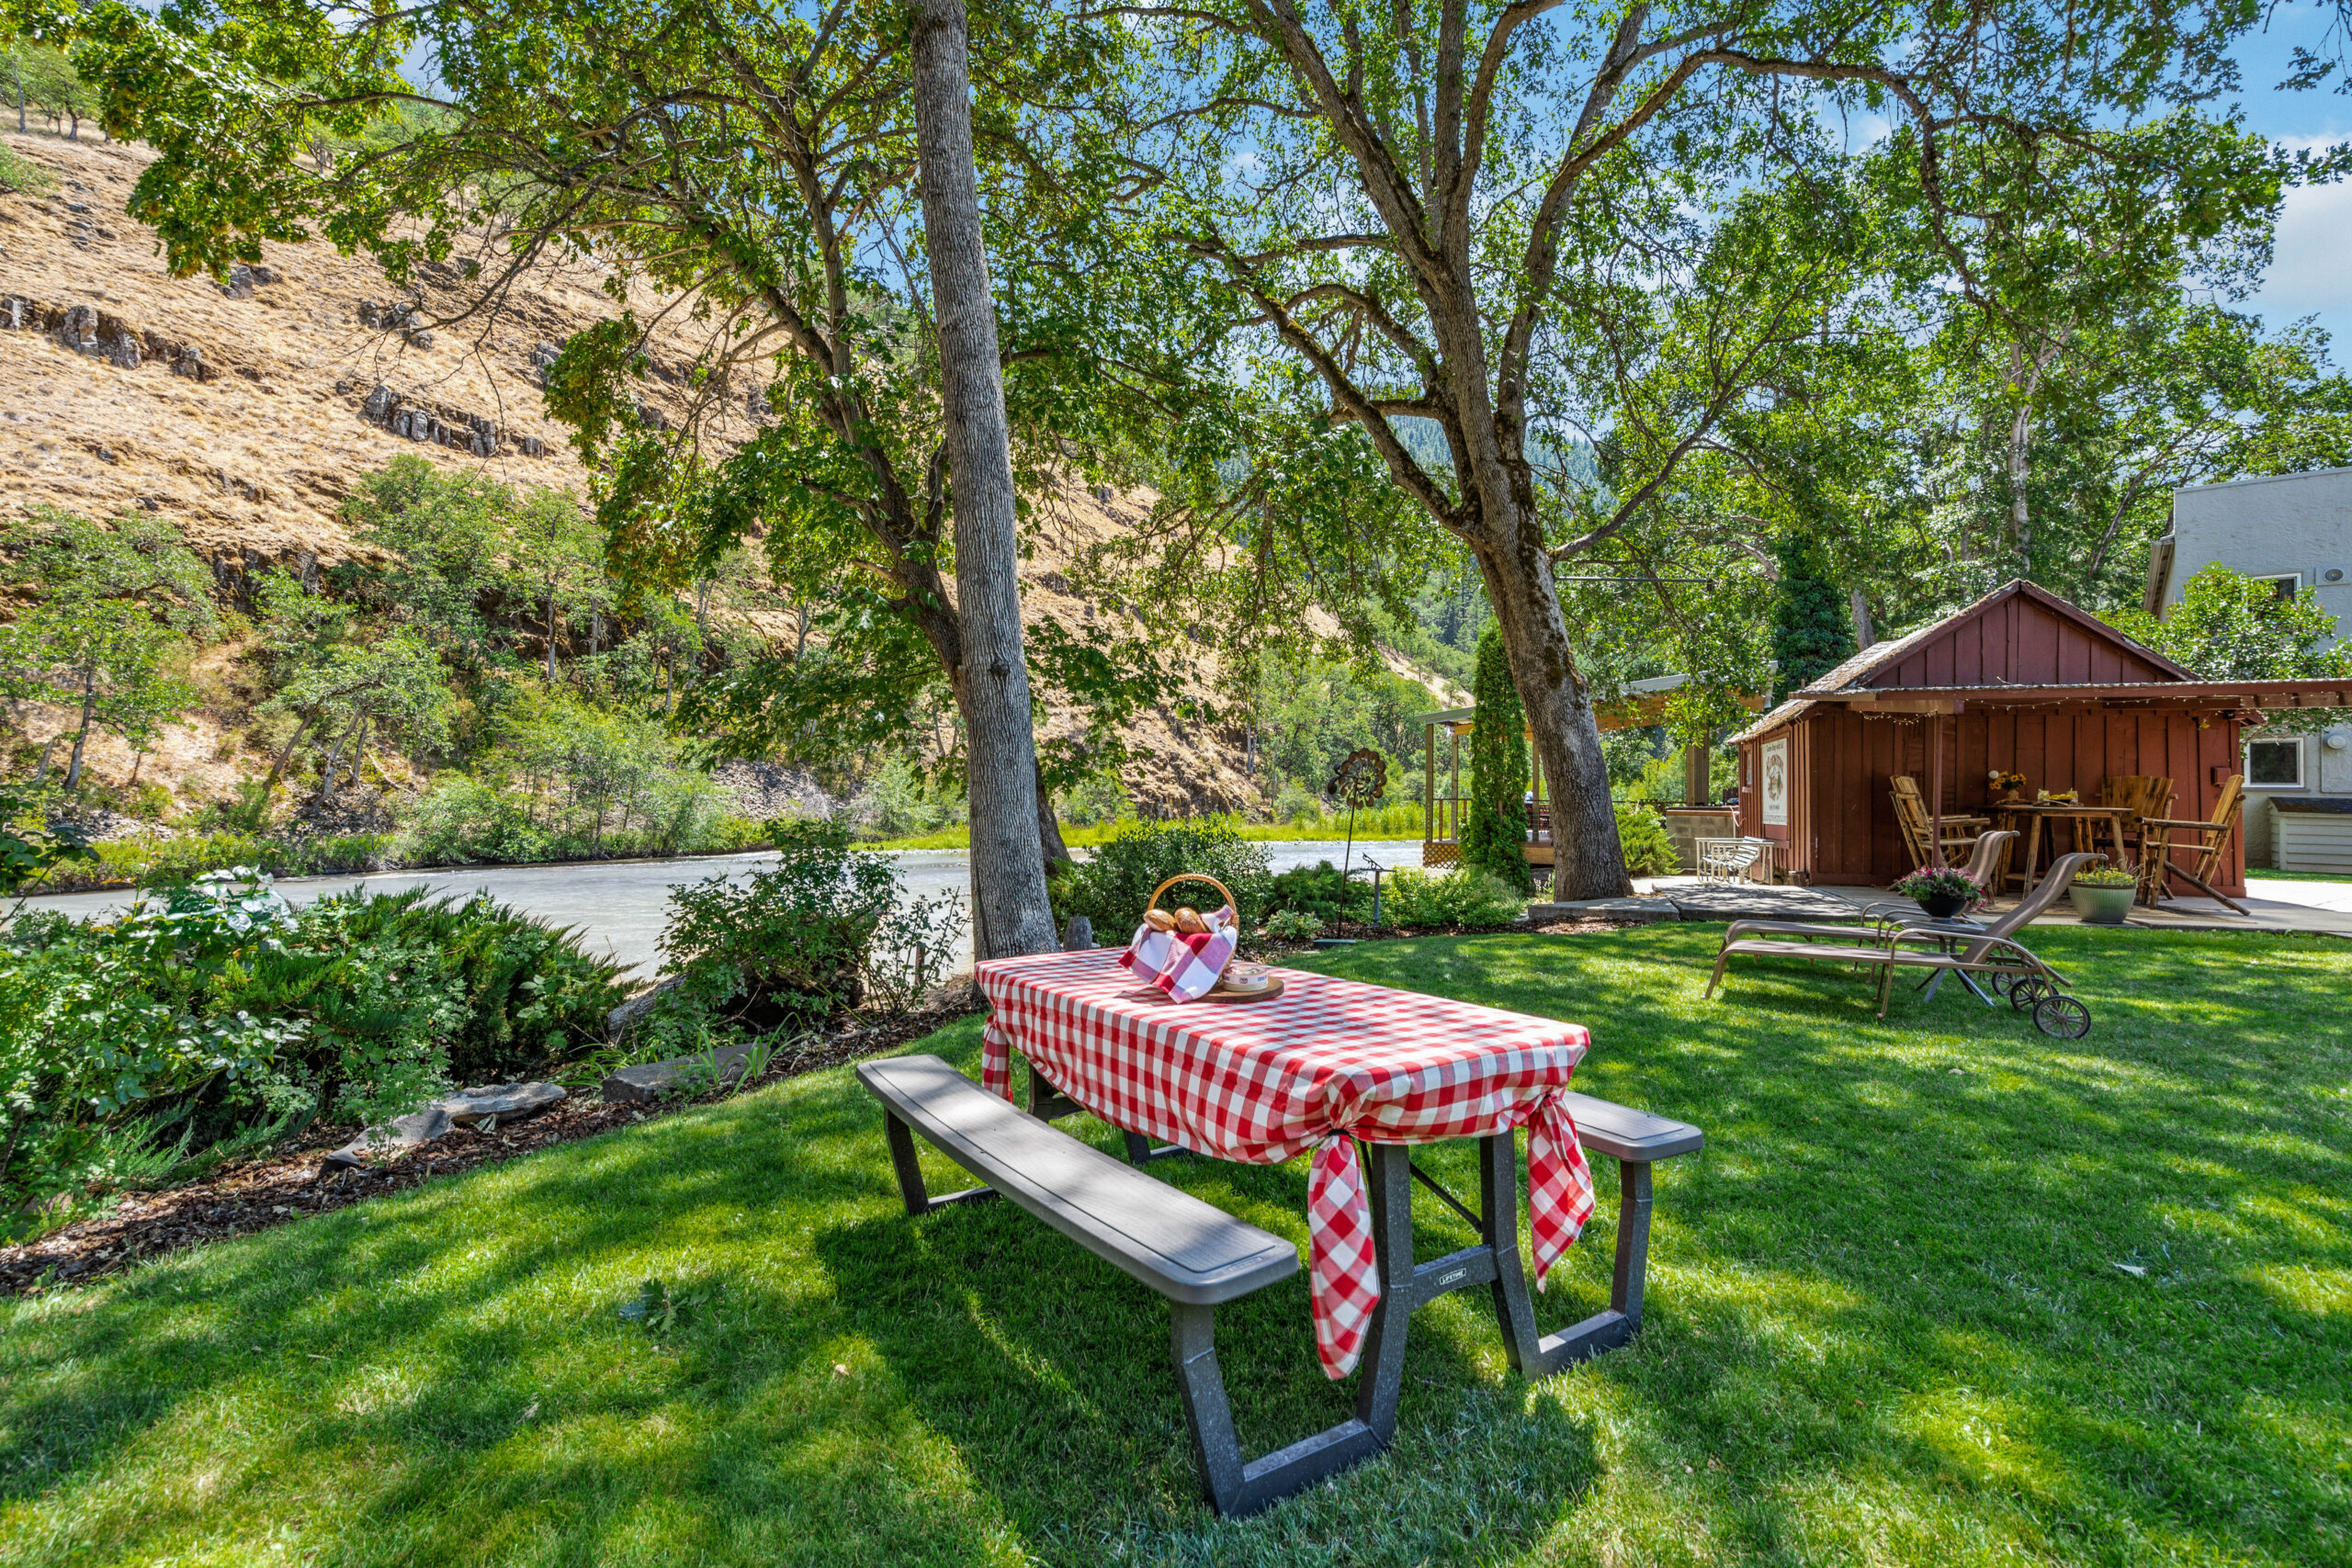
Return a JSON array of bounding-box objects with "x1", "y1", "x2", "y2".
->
[
  {"x1": 2, "y1": 931, "x2": 2346, "y2": 1566},
  {"x1": 1289, "y1": 927, "x2": 2351, "y2": 1564},
  {"x1": 810, "y1": 1122, "x2": 1622, "y2": 1551}
]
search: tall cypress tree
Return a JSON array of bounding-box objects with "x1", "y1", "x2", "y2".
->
[
  {"x1": 1770, "y1": 532, "x2": 1857, "y2": 702},
  {"x1": 1459, "y1": 626, "x2": 1532, "y2": 892}
]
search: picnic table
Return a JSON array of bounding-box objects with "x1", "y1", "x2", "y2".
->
[
  {"x1": 978, "y1": 949, "x2": 1606, "y2": 1376},
  {"x1": 866, "y1": 945, "x2": 1702, "y2": 1516},
  {"x1": 1994, "y1": 801, "x2": 2131, "y2": 892}
]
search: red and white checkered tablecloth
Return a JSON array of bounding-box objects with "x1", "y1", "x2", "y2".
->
[{"x1": 976, "y1": 949, "x2": 1595, "y2": 1379}]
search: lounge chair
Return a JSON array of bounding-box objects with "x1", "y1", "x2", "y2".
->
[
  {"x1": 1719, "y1": 831, "x2": 2018, "y2": 947},
  {"x1": 1704, "y1": 852, "x2": 2101, "y2": 1036}
]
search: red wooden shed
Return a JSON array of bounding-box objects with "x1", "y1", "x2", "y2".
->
[{"x1": 1728, "y1": 580, "x2": 2352, "y2": 896}]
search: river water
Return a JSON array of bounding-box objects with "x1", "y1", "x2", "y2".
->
[{"x1": 13, "y1": 839, "x2": 1417, "y2": 979}]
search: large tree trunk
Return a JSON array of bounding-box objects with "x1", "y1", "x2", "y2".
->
[
  {"x1": 1471, "y1": 517, "x2": 1631, "y2": 900},
  {"x1": 910, "y1": 0, "x2": 1057, "y2": 960}
]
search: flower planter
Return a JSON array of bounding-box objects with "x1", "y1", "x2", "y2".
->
[
  {"x1": 1917, "y1": 892, "x2": 1968, "y2": 919},
  {"x1": 2069, "y1": 882, "x2": 2135, "y2": 925}
]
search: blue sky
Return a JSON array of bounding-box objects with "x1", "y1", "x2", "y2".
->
[{"x1": 2232, "y1": 8, "x2": 2352, "y2": 348}]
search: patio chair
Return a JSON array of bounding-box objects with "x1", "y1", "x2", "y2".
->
[
  {"x1": 1891, "y1": 775, "x2": 1989, "y2": 868},
  {"x1": 2098, "y1": 774, "x2": 2175, "y2": 873},
  {"x1": 1704, "y1": 852, "x2": 2101, "y2": 1036},
  {"x1": 2137, "y1": 774, "x2": 2249, "y2": 916}
]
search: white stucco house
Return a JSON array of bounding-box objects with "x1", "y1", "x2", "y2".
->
[{"x1": 2143, "y1": 467, "x2": 2352, "y2": 870}]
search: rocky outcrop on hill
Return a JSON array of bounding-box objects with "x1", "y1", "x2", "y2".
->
[{"x1": 0, "y1": 131, "x2": 1459, "y2": 820}]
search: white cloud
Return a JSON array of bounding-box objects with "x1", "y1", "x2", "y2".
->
[{"x1": 2245, "y1": 134, "x2": 2352, "y2": 344}]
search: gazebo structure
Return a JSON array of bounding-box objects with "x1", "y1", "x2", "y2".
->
[
  {"x1": 1727, "y1": 579, "x2": 2352, "y2": 896},
  {"x1": 1419, "y1": 675, "x2": 1747, "y2": 870}
]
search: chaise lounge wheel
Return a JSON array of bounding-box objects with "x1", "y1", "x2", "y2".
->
[
  {"x1": 2032, "y1": 994, "x2": 2091, "y2": 1039},
  {"x1": 2008, "y1": 976, "x2": 2045, "y2": 1010}
]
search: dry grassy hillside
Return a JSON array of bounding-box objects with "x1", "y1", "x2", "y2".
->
[{"x1": 0, "y1": 131, "x2": 1458, "y2": 820}]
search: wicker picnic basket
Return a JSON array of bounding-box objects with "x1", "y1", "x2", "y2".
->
[{"x1": 1141, "y1": 874, "x2": 1282, "y2": 1002}]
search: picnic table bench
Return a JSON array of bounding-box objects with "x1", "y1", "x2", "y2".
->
[{"x1": 857, "y1": 1048, "x2": 1702, "y2": 1517}]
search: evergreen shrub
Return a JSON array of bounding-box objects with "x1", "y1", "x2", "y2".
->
[
  {"x1": 1614, "y1": 801, "x2": 1680, "y2": 875},
  {"x1": 1384, "y1": 868, "x2": 1526, "y2": 930},
  {"x1": 1770, "y1": 532, "x2": 1857, "y2": 701},
  {"x1": 1458, "y1": 627, "x2": 1532, "y2": 893}
]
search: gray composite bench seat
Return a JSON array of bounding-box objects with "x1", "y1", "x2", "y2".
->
[
  {"x1": 857, "y1": 1050, "x2": 1704, "y2": 1518},
  {"x1": 856, "y1": 1053, "x2": 1297, "y2": 1303}
]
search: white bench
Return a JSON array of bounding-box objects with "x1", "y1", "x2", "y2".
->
[{"x1": 1696, "y1": 837, "x2": 1774, "y2": 883}]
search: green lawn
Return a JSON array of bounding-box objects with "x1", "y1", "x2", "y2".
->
[{"x1": 4, "y1": 926, "x2": 2346, "y2": 1566}]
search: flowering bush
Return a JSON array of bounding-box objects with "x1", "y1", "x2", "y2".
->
[
  {"x1": 1890, "y1": 866, "x2": 1983, "y2": 905},
  {"x1": 2073, "y1": 865, "x2": 2139, "y2": 888}
]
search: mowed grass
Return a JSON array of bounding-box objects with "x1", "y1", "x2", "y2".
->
[{"x1": 2, "y1": 925, "x2": 2346, "y2": 1566}]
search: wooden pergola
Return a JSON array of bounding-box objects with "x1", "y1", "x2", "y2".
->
[{"x1": 1418, "y1": 680, "x2": 1747, "y2": 868}]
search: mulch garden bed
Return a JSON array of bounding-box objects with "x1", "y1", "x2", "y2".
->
[{"x1": 1, "y1": 995, "x2": 982, "y2": 1297}]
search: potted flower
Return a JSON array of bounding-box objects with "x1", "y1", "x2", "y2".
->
[
  {"x1": 2069, "y1": 864, "x2": 2138, "y2": 925},
  {"x1": 1892, "y1": 865, "x2": 1982, "y2": 919},
  {"x1": 1988, "y1": 769, "x2": 2026, "y2": 805}
]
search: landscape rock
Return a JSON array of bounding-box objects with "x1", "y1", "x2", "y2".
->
[
  {"x1": 437, "y1": 1081, "x2": 567, "y2": 1125},
  {"x1": 319, "y1": 1083, "x2": 564, "y2": 1168},
  {"x1": 322, "y1": 1105, "x2": 453, "y2": 1169},
  {"x1": 602, "y1": 1043, "x2": 763, "y2": 1105},
  {"x1": 606, "y1": 976, "x2": 685, "y2": 1041}
]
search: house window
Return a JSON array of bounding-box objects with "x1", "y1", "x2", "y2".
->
[
  {"x1": 2252, "y1": 573, "x2": 2301, "y2": 601},
  {"x1": 2245, "y1": 738, "x2": 2304, "y2": 788}
]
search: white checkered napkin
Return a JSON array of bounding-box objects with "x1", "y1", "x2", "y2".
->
[
  {"x1": 1120, "y1": 908, "x2": 1238, "y2": 1002},
  {"x1": 1120, "y1": 923, "x2": 1176, "y2": 985}
]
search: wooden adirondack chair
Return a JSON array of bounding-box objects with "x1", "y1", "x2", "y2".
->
[
  {"x1": 1891, "y1": 775, "x2": 1989, "y2": 868},
  {"x1": 2098, "y1": 774, "x2": 2176, "y2": 876},
  {"x1": 2098, "y1": 775, "x2": 2176, "y2": 819},
  {"x1": 2137, "y1": 774, "x2": 2249, "y2": 916}
]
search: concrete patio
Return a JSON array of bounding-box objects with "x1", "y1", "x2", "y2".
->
[{"x1": 1533, "y1": 874, "x2": 2352, "y2": 937}]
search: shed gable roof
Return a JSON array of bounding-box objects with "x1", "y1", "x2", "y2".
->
[{"x1": 1797, "y1": 580, "x2": 2193, "y2": 695}]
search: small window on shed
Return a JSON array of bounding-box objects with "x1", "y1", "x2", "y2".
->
[
  {"x1": 2252, "y1": 573, "x2": 2301, "y2": 601},
  {"x1": 2245, "y1": 738, "x2": 2304, "y2": 788}
]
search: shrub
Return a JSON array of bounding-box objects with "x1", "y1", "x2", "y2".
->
[
  {"x1": 401, "y1": 775, "x2": 551, "y2": 864},
  {"x1": 297, "y1": 885, "x2": 629, "y2": 1082},
  {"x1": 1264, "y1": 860, "x2": 1371, "y2": 926},
  {"x1": 1261, "y1": 908, "x2": 1325, "y2": 943},
  {"x1": 657, "y1": 818, "x2": 963, "y2": 1030},
  {"x1": 1051, "y1": 818, "x2": 1274, "y2": 938},
  {"x1": 0, "y1": 869, "x2": 627, "y2": 1223},
  {"x1": 1384, "y1": 867, "x2": 1526, "y2": 930},
  {"x1": 1614, "y1": 801, "x2": 1680, "y2": 875},
  {"x1": 1458, "y1": 627, "x2": 1532, "y2": 893}
]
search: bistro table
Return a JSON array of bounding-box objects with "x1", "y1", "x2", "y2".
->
[
  {"x1": 1994, "y1": 802, "x2": 2131, "y2": 892},
  {"x1": 976, "y1": 948, "x2": 1604, "y2": 1385}
]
